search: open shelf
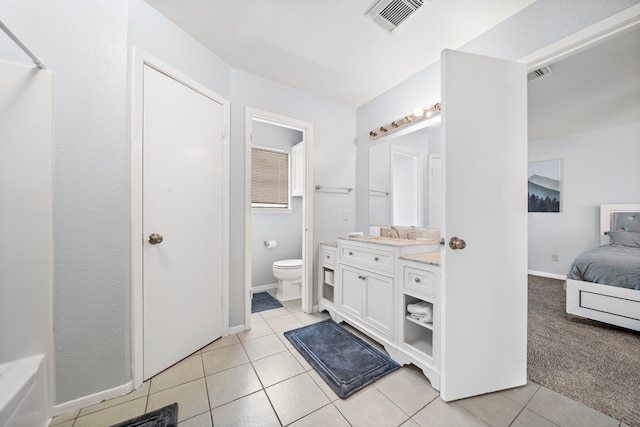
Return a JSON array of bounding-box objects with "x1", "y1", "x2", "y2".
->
[
  {"x1": 405, "y1": 314, "x2": 434, "y2": 331},
  {"x1": 404, "y1": 295, "x2": 433, "y2": 325},
  {"x1": 403, "y1": 294, "x2": 434, "y2": 358},
  {"x1": 324, "y1": 268, "x2": 334, "y2": 284},
  {"x1": 322, "y1": 266, "x2": 335, "y2": 303},
  {"x1": 322, "y1": 282, "x2": 334, "y2": 303},
  {"x1": 404, "y1": 321, "x2": 433, "y2": 357}
]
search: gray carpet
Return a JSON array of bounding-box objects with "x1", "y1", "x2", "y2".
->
[{"x1": 528, "y1": 275, "x2": 640, "y2": 426}]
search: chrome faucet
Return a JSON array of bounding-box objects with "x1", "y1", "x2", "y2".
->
[{"x1": 390, "y1": 226, "x2": 400, "y2": 239}]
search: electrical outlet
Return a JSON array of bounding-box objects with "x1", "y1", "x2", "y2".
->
[
  {"x1": 551, "y1": 254, "x2": 559, "y2": 262},
  {"x1": 343, "y1": 210, "x2": 348, "y2": 221}
]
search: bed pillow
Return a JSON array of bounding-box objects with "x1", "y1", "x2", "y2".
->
[{"x1": 608, "y1": 230, "x2": 640, "y2": 248}]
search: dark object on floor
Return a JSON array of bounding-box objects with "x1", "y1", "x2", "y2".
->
[
  {"x1": 284, "y1": 319, "x2": 399, "y2": 399},
  {"x1": 110, "y1": 402, "x2": 178, "y2": 427},
  {"x1": 528, "y1": 275, "x2": 640, "y2": 426},
  {"x1": 251, "y1": 291, "x2": 283, "y2": 313}
]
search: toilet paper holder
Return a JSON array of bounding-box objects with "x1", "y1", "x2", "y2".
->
[{"x1": 264, "y1": 240, "x2": 278, "y2": 249}]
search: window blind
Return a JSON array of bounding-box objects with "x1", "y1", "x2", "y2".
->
[{"x1": 251, "y1": 147, "x2": 289, "y2": 208}]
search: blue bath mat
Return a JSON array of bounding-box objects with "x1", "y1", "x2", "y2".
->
[
  {"x1": 284, "y1": 319, "x2": 400, "y2": 399},
  {"x1": 251, "y1": 291, "x2": 283, "y2": 313},
  {"x1": 110, "y1": 402, "x2": 177, "y2": 426}
]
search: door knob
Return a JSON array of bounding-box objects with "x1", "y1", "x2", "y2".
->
[
  {"x1": 449, "y1": 236, "x2": 466, "y2": 250},
  {"x1": 149, "y1": 233, "x2": 164, "y2": 245}
]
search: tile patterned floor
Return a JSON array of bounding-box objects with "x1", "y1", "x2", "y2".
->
[{"x1": 49, "y1": 298, "x2": 629, "y2": 427}]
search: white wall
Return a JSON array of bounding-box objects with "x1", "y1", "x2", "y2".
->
[
  {"x1": 251, "y1": 121, "x2": 304, "y2": 287},
  {"x1": 528, "y1": 122, "x2": 640, "y2": 276},
  {"x1": 229, "y1": 69, "x2": 356, "y2": 324},
  {"x1": 356, "y1": 63, "x2": 441, "y2": 231},
  {"x1": 0, "y1": 0, "x2": 131, "y2": 405}
]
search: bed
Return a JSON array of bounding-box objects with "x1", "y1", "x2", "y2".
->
[{"x1": 565, "y1": 204, "x2": 640, "y2": 331}]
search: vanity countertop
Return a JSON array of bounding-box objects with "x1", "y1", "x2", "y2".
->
[
  {"x1": 319, "y1": 240, "x2": 338, "y2": 247},
  {"x1": 339, "y1": 236, "x2": 439, "y2": 248},
  {"x1": 400, "y1": 252, "x2": 441, "y2": 266}
]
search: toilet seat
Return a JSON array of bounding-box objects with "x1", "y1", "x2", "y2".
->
[{"x1": 273, "y1": 259, "x2": 302, "y2": 269}]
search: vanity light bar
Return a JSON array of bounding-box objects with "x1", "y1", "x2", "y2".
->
[{"x1": 369, "y1": 102, "x2": 441, "y2": 139}]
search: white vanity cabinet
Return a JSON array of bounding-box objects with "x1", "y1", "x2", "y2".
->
[
  {"x1": 339, "y1": 264, "x2": 394, "y2": 337},
  {"x1": 337, "y1": 240, "x2": 398, "y2": 340},
  {"x1": 398, "y1": 258, "x2": 440, "y2": 389},
  {"x1": 317, "y1": 243, "x2": 337, "y2": 317},
  {"x1": 335, "y1": 238, "x2": 436, "y2": 351},
  {"x1": 325, "y1": 238, "x2": 443, "y2": 389}
]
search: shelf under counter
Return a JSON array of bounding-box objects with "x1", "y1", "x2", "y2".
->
[
  {"x1": 405, "y1": 314, "x2": 434, "y2": 331},
  {"x1": 404, "y1": 323, "x2": 434, "y2": 358}
]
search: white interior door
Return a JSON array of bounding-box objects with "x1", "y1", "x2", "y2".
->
[
  {"x1": 440, "y1": 49, "x2": 528, "y2": 401},
  {"x1": 143, "y1": 65, "x2": 224, "y2": 379}
]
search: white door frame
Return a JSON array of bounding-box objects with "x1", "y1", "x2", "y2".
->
[
  {"x1": 519, "y1": 4, "x2": 640, "y2": 70},
  {"x1": 244, "y1": 108, "x2": 314, "y2": 329},
  {"x1": 428, "y1": 153, "x2": 443, "y2": 227},
  {"x1": 131, "y1": 48, "x2": 230, "y2": 388}
]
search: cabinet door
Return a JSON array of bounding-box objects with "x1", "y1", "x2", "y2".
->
[
  {"x1": 365, "y1": 272, "x2": 394, "y2": 337},
  {"x1": 340, "y1": 266, "x2": 365, "y2": 317},
  {"x1": 440, "y1": 49, "x2": 527, "y2": 401}
]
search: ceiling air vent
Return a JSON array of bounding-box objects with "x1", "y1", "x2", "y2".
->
[
  {"x1": 527, "y1": 65, "x2": 552, "y2": 81},
  {"x1": 365, "y1": 0, "x2": 424, "y2": 32}
]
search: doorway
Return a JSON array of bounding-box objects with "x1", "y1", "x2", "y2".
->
[
  {"x1": 521, "y1": 7, "x2": 639, "y2": 280},
  {"x1": 244, "y1": 109, "x2": 314, "y2": 330},
  {"x1": 131, "y1": 49, "x2": 230, "y2": 386}
]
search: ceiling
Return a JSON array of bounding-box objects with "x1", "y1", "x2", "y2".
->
[
  {"x1": 528, "y1": 26, "x2": 640, "y2": 142},
  {"x1": 144, "y1": 0, "x2": 536, "y2": 107}
]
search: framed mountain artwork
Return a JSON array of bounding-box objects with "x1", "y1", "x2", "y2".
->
[{"x1": 528, "y1": 159, "x2": 560, "y2": 213}]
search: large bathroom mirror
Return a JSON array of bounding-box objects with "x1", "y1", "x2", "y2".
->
[{"x1": 369, "y1": 120, "x2": 442, "y2": 228}]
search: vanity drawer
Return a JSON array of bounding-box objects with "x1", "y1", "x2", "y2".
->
[
  {"x1": 340, "y1": 244, "x2": 394, "y2": 274},
  {"x1": 403, "y1": 265, "x2": 438, "y2": 296},
  {"x1": 321, "y1": 246, "x2": 335, "y2": 267}
]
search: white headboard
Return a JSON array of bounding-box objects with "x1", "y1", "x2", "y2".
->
[{"x1": 600, "y1": 203, "x2": 640, "y2": 245}]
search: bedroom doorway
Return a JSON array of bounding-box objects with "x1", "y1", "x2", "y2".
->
[{"x1": 521, "y1": 6, "x2": 640, "y2": 277}]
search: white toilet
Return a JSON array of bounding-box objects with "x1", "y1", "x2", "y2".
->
[{"x1": 272, "y1": 259, "x2": 303, "y2": 301}]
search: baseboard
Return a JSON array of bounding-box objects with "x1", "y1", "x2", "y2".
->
[
  {"x1": 53, "y1": 381, "x2": 133, "y2": 416},
  {"x1": 528, "y1": 270, "x2": 567, "y2": 281},
  {"x1": 252, "y1": 283, "x2": 278, "y2": 294},
  {"x1": 229, "y1": 324, "x2": 246, "y2": 335}
]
